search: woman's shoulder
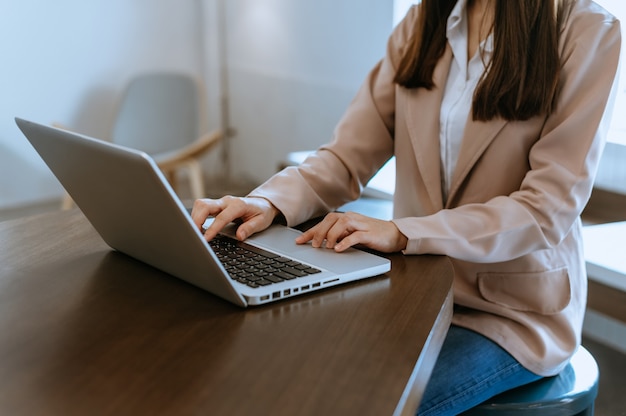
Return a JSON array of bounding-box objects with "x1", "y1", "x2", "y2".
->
[
  {"x1": 386, "y1": 4, "x2": 422, "y2": 67},
  {"x1": 390, "y1": 3, "x2": 421, "y2": 43},
  {"x1": 559, "y1": 0, "x2": 620, "y2": 55},
  {"x1": 563, "y1": 0, "x2": 619, "y2": 30}
]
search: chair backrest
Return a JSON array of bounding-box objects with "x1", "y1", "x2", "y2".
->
[{"x1": 112, "y1": 72, "x2": 201, "y2": 155}]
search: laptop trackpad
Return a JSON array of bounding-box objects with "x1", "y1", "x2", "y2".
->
[
  {"x1": 222, "y1": 223, "x2": 386, "y2": 274},
  {"x1": 220, "y1": 223, "x2": 309, "y2": 256}
]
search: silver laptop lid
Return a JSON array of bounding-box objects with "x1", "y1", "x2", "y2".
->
[{"x1": 16, "y1": 117, "x2": 246, "y2": 307}]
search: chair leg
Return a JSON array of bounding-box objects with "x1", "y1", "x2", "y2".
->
[
  {"x1": 61, "y1": 192, "x2": 74, "y2": 210},
  {"x1": 185, "y1": 159, "x2": 205, "y2": 200},
  {"x1": 166, "y1": 170, "x2": 178, "y2": 191}
]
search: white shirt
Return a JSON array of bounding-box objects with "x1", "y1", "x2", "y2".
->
[{"x1": 440, "y1": 0, "x2": 493, "y2": 203}]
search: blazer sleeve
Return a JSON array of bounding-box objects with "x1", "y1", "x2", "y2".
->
[
  {"x1": 394, "y1": 6, "x2": 621, "y2": 262},
  {"x1": 247, "y1": 6, "x2": 421, "y2": 227}
]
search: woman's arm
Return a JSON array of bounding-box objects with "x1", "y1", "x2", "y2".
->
[{"x1": 246, "y1": 7, "x2": 421, "y2": 227}]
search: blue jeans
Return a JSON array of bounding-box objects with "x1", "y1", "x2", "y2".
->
[{"x1": 417, "y1": 325, "x2": 543, "y2": 415}]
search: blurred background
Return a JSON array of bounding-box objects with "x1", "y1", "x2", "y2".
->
[
  {"x1": 0, "y1": 0, "x2": 392, "y2": 210},
  {"x1": 1, "y1": 0, "x2": 624, "y2": 213},
  {"x1": 0, "y1": 0, "x2": 626, "y2": 212}
]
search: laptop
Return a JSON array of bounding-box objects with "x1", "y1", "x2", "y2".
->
[{"x1": 16, "y1": 118, "x2": 390, "y2": 307}]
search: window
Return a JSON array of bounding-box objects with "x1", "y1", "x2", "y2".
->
[
  {"x1": 393, "y1": 0, "x2": 415, "y2": 27},
  {"x1": 392, "y1": 0, "x2": 626, "y2": 145},
  {"x1": 595, "y1": 1, "x2": 626, "y2": 145}
]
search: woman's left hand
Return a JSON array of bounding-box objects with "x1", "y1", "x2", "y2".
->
[{"x1": 295, "y1": 211, "x2": 408, "y2": 253}]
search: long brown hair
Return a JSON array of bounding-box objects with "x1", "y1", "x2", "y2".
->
[{"x1": 394, "y1": 0, "x2": 569, "y2": 121}]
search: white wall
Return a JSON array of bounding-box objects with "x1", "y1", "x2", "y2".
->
[
  {"x1": 0, "y1": 0, "x2": 393, "y2": 209},
  {"x1": 3, "y1": 0, "x2": 623, "y2": 211},
  {"x1": 0, "y1": 0, "x2": 205, "y2": 209},
  {"x1": 217, "y1": 0, "x2": 393, "y2": 186}
]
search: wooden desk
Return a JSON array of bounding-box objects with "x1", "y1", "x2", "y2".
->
[{"x1": 0, "y1": 210, "x2": 453, "y2": 416}]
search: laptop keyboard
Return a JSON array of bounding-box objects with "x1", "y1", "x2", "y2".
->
[{"x1": 209, "y1": 234, "x2": 322, "y2": 288}]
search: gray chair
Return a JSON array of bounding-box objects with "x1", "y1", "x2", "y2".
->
[
  {"x1": 461, "y1": 346, "x2": 599, "y2": 416},
  {"x1": 61, "y1": 72, "x2": 223, "y2": 209}
]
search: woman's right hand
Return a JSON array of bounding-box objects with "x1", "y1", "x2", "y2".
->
[{"x1": 191, "y1": 196, "x2": 280, "y2": 242}]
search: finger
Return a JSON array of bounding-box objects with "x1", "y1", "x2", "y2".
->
[
  {"x1": 201, "y1": 197, "x2": 249, "y2": 240},
  {"x1": 295, "y1": 224, "x2": 325, "y2": 248},
  {"x1": 205, "y1": 196, "x2": 280, "y2": 242},
  {"x1": 295, "y1": 228, "x2": 313, "y2": 245},
  {"x1": 191, "y1": 199, "x2": 222, "y2": 229},
  {"x1": 323, "y1": 214, "x2": 363, "y2": 248},
  {"x1": 234, "y1": 213, "x2": 272, "y2": 241},
  {"x1": 203, "y1": 208, "x2": 245, "y2": 240},
  {"x1": 301, "y1": 214, "x2": 341, "y2": 248},
  {"x1": 296, "y1": 223, "x2": 329, "y2": 248},
  {"x1": 202, "y1": 215, "x2": 229, "y2": 240},
  {"x1": 336, "y1": 221, "x2": 407, "y2": 253},
  {"x1": 333, "y1": 236, "x2": 356, "y2": 252},
  {"x1": 334, "y1": 231, "x2": 368, "y2": 252}
]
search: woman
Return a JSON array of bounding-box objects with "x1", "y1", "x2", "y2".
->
[{"x1": 192, "y1": 0, "x2": 621, "y2": 414}]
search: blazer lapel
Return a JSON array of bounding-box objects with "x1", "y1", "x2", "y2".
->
[
  {"x1": 403, "y1": 43, "x2": 509, "y2": 209},
  {"x1": 446, "y1": 116, "x2": 507, "y2": 206},
  {"x1": 403, "y1": 45, "x2": 455, "y2": 211}
]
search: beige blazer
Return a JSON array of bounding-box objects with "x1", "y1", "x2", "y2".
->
[{"x1": 250, "y1": 0, "x2": 621, "y2": 376}]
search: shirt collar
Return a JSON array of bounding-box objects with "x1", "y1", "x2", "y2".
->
[
  {"x1": 447, "y1": 0, "x2": 466, "y2": 35},
  {"x1": 446, "y1": 0, "x2": 494, "y2": 55}
]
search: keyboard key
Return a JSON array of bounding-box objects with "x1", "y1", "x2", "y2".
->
[
  {"x1": 281, "y1": 267, "x2": 308, "y2": 277},
  {"x1": 274, "y1": 271, "x2": 297, "y2": 280},
  {"x1": 209, "y1": 234, "x2": 322, "y2": 288}
]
